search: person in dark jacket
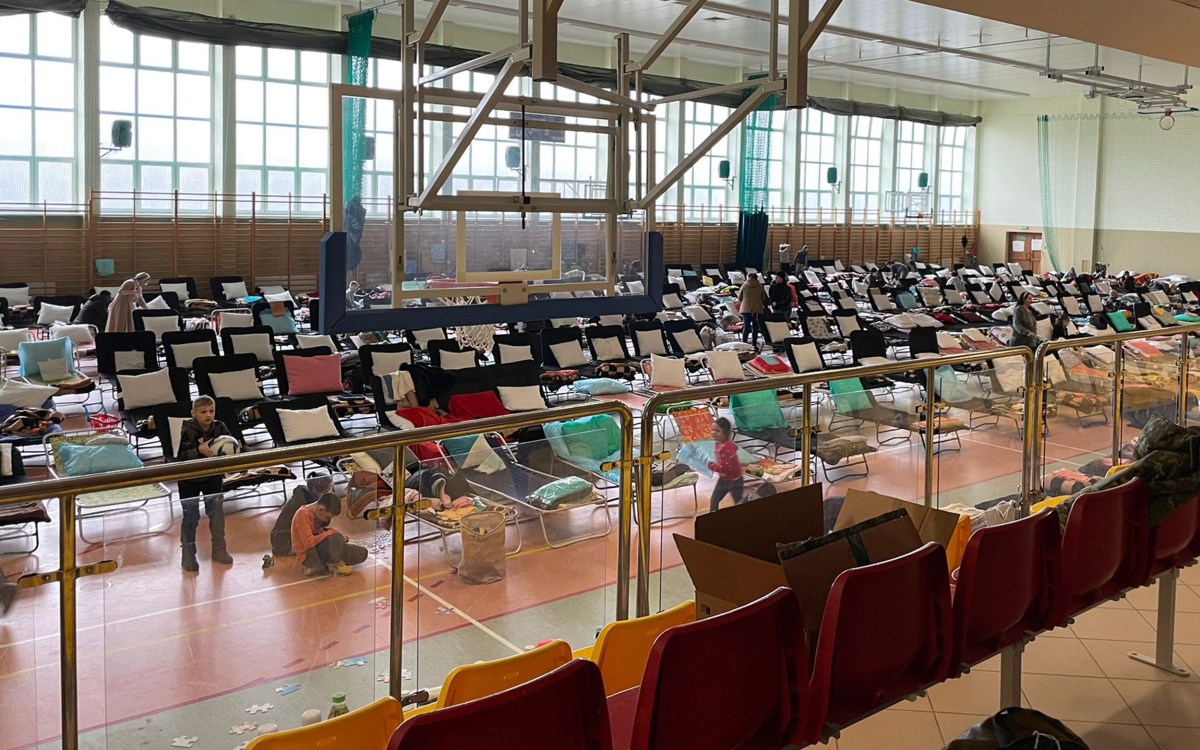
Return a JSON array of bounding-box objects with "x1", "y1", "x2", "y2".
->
[
  {"x1": 767, "y1": 272, "x2": 792, "y2": 315},
  {"x1": 1010, "y1": 292, "x2": 1039, "y2": 351},
  {"x1": 737, "y1": 273, "x2": 767, "y2": 345},
  {"x1": 270, "y1": 474, "x2": 334, "y2": 557},
  {"x1": 73, "y1": 291, "x2": 111, "y2": 331},
  {"x1": 177, "y1": 395, "x2": 235, "y2": 572}
]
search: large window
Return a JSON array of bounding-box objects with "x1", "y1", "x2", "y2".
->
[
  {"x1": 99, "y1": 16, "x2": 213, "y2": 212},
  {"x1": 535, "y1": 82, "x2": 602, "y2": 199},
  {"x1": 937, "y1": 126, "x2": 973, "y2": 216},
  {"x1": 681, "y1": 102, "x2": 735, "y2": 219},
  {"x1": 235, "y1": 46, "x2": 332, "y2": 214},
  {"x1": 0, "y1": 12, "x2": 77, "y2": 205},
  {"x1": 797, "y1": 108, "x2": 838, "y2": 214},
  {"x1": 894, "y1": 121, "x2": 929, "y2": 196},
  {"x1": 848, "y1": 116, "x2": 885, "y2": 215}
]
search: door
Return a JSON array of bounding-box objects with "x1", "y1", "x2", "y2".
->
[{"x1": 1006, "y1": 232, "x2": 1043, "y2": 274}]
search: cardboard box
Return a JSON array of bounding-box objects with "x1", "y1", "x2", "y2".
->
[
  {"x1": 674, "y1": 484, "x2": 931, "y2": 642},
  {"x1": 835, "y1": 489, "x2": 967, "y2": 568}
]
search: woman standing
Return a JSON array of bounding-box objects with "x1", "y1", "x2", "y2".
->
[
  {"x1": 1011, "y1": 292, "x2": 1039, "y2": 351},
  {"x1": 106, "y1": 278, "x2": 148, "y2": 333},
  {"x1": 737, "y1": 272, "x2": 766, "y2": 345}
]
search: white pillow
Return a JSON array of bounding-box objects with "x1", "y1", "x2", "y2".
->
[
  {"x1": 141, "y1": 315, "x2": 180, "y2": 340},
  {"x1": 790, "y1": 342, "x2": 824, "y2": 373},
  {"x1": 229, "y1": 332, "x2": 275, "y2": 363},
  {"x1": 265, "y1": 291, "x2": 295, "y2": 304},
  {"x1": 277, "y1": 405, "x2": 340, "y2": 442},
  {"x1": 497, "y1": 343, "x2": 533, "y2": 364},
  {"x1": 764, "y1": 320, "x2": 791, "y2": 342},
  {"x1": 146, "y1": 296, "x2": 171, "y2": 310},
  {"x1": 634, "y1": 329, "x2": 667, "y2": 356},
  {"x1": 1138, "y1": 316, "x2": 1162, "y2": 330},
  {"x1": 168, "y1": 415, "x2": 188, "y2": 456},
  {"x1": 296, "y1": 334, "x2": 337, "y2": 352},
  {"x1": 497, "y1": 385, "x2": 545, "y2": 412},
  {"x1": 52, "y1": 324, "x2": 94, "y2": 345},
  {"x1": 218, "y1": 311, "x2": 253, "y2": 330},
  {"x1": 170, "y1": 341, "x2": 214, "y2": 369},
  {"x1": 715, "y1": 341, "x2": 755, "y2": 353},
  {"x1": 411, "y1": 328, "x2": 445, "y2": 348},
  {"x1": 673, "y1": 329, "x2": 704, "y2": 354},
  {"x1": 117, "y1": 368, "x2": 177, "y2": 410},
  {"x1": 460, "y1": 435, "x2": 505, "y2": 474},
  {"x1": 38, "y1": 357, "x2": 71, "y2": 382},
  {"x1": 1084, "y1": 345, "x2": 1115, "y2": 366},
  {"x1": 597, "y1": 314, "x2": 625, "y2": 327},
  {"x1": 550, "y1": 340, "x2": 589, "y2": 368},
  {"x1": 683, "y1": 305, "x2": 712, "y2": 322},
  {"x1": 591, "y1": 336, "x2": 625, "y2": 362},
  {"x1": 222, "y1": 280, "x2": 249, "y2": 300},
  {"x1": 1, "y1": 286, "x2": 30, "y2": 307},
  {"x1": 37, "y1": 302, "x2": 74, "y2": 326},
  {"x1": 662, "y1": 293, "x2": 685, "y2": 310},
  {"x1": 0, "y1": 380, "x2": 56, "y2": 409},
  {"x1": 440, "y1": 349, "x2": 477, "y2": 370},
  {"x1": 1035, "y1": 318, "x2": 1053, "y2": 340},
  {"x1": 371, "y1": 349, "x2": 412, "y2": 377},
  {"x1": 650, "y1": 354, "x2": 686, "y2": 389},
  {"x1": 707, "y1": 350, "x2": 744, "y2": 381},
  {"x1": 625, "y1": 280, "x2": 645, "y2": 295},
  {"x1": 209, "y1": 370, "x2": 263, "y2": 401},
  {"x1": 0, "y1": 444, "x2": 11, "y2": 477},
  {"x1": 260, "y1": 285, "x2": 287, "y2": 296},
  {"x1": 0, "y1": 329, "x2": 30, "y2": 353},
  {"x1": 160, "y1": 282, "x2": 190, "y2": 300},
  {"x1": 114, "y1": 349, "x2": 147, "y2": 372}
]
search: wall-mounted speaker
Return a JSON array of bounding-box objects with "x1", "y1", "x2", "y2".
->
[
  {"x1": 918, "y1": 172, "x2": 930, "y2": 190},
  {"x1": 826, "y1": 166, "x2": 838, "y2": 185},
  {"x1": 505, "y1": 146, "x2": 522, "y2": 170},
  {"x1": 363, "y1": 136, "x2": 375, "y2": 161},
  {"x1": 718, "y1": 159, "x2": 731, "y2": 180},
  {"x1": 111, "y1": 120, "x2": 133, "y2": 149}
]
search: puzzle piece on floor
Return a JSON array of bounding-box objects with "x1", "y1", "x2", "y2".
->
[
  {"x1": 234, "y1": 742, "x2": 249, "y2": 750},
  {"x1": 245, "y1": 703, "x2": 274, "y2": 715},
  {"x1": 374, "y1": 597, "x2": 391, "y2": 610},
  {"x1": 228, "y1": 722, "x2": 257, "y2": 736},
  {"x1": 274, "y1": 683, "x2": 299, "y2": 697},
  {"x1": 377, "y1": 672, "x2": 388, "y2": 682},
  {"x1": 334, "y1": 657, "x2": 367, "y2": 669},
  {"x1": 434, "y1": 606, "x2": 454, "y2": 616},
  {"x1": 171, "y1": 737, "x2": 199, "y2": 748}
]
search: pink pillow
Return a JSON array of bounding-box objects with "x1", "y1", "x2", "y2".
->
[{"x1": 284, "y1": 353, "x2": 343, "y2": 396}]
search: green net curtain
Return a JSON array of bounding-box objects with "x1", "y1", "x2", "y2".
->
[
  {"x1": 342, "y1": 10, "x2": 374, "y2": 269},
  {"x1": 736, "y1": 89, "x2": 776, "y2": 269},
  {"x1": 1037, "y1": 114, "x2": 1100, "y2": 274}
]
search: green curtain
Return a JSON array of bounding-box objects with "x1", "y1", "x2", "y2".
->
[
  {"x1": 342, "y1": 11, "x2": 374, "y2": 269},
  {"x1": 736, "y1": 86, "x2": 776, "y2": 268}
]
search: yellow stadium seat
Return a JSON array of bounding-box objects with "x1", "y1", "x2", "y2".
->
[
  {"x1": 244, "y1": 696, "x2": 402, "y2": 750},
  {"x1": 407, "y1": 639, "x2": 572, "y2": 718},
  {"x1": 1030, "y1": 495, "x2": 1069, "y2": 515},
  {"x1": 574, "y1": 600, "x2": 695, "y2": 695}
]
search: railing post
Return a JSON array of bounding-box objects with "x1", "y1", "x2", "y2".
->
[
  {"x1": 389, "y1": 446, "x2": 408, "y2": 702},
  {"x1": 1023, "y1": 347, "x2": 1043, "y2": 514},
  {"x1": 1111, "y1": 344, "x2": 1125, "y2": 466},
  {"x1": 616, "y1": 410, "x2": 634, "y2": 620},
  {"x1": 1179, "y1": 331, "x2": 1190, "y2": 425},
  {"x1": 800, "y1": 383, "x2": 813, "y2": 486},
  {"x1": 59, "y1": 493, "x2": 79, "y2": 750},
  {"x1": 924, "y1": 365, "x2": 936, "y2": 508},
  {"x1": 635, "y1": 417, "x2": 653, "y2": 618}
]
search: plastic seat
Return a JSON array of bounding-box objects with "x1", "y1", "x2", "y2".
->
[
  {"x1": 421, "y1": 639, "x2": 573, "y2": 714},
  {"x1": 1145, "y1": 496, "x2": 1200, "y2": 581},
  {"x1": 950, "y1": 509, "x2": 1062, "y2": 673},
  {"x1": 804, "y1": 543, "x2": 952, "y2": 745},
  {"x1": 246, "y1": 696, "x2": 402, "y2": 750},
  {"x1": 606, "y1": 588, "x2": 806, "y2": 750},
  {"x1": 574, "y1": 600, "x2": 695, "y2": 696},
  {"x1": 1056, "y1": 478, "x2": 1149, "y2": 625},
  {"x1": 388, "y1": 660, "x2": 611, "y2": 750}
]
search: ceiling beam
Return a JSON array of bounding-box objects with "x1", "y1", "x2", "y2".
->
[{"x1": 910, "y1": 0, "x2": 1200, "y2": 68}]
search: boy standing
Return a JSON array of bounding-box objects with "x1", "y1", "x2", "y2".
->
[{"x1": 177, "y1": 396, "x2": 234, "y2": 572}]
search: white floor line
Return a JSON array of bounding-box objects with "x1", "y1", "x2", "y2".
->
[{"x1": 374, "y1": 555, "x2": 524, "y2": 655}]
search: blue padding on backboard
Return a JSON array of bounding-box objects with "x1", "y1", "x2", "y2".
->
[{"x1": 318, "y1": 231, "x2": 664, "y2": 334}]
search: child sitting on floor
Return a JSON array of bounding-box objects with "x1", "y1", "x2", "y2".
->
[{"x1": 290, "y1": 493, "x2": 368, "y2": 577}]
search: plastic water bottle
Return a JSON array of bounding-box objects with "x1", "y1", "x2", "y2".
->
[{"x1": 328, "y1": 692, "x2": 349, "y2": 720}]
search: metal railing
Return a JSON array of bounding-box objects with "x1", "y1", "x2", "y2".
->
[{"x1": 2, "y1": 323, "x2": 1198, "y2": 747}]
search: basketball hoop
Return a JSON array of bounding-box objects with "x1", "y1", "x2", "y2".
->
[
  {"x1": 438, "y1": 296, "x2": 494, "y2": 352},
  {"x1": 1160, "y1": 109, "x2": 1176, "y2": 131}
]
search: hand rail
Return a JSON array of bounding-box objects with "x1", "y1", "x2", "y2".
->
[
  {"x1": 2, "y1": 398, "x2": 634, "y2": 750},
  {"x1": 636, "y1": 345, "x2": 1037, "y2": 615}
]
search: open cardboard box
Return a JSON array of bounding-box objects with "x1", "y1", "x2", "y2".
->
[{"x1": 675, "y1": 485, "x2": 961, "y2": 642}]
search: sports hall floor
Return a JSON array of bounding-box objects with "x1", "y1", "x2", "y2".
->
[{"x1": 3, "y1": 356, "x2": 1200, "y2": 750}]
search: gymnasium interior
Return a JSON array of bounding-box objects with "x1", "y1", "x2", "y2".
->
[{"x1": 4, "y1": 1, "x2": 1200, "y2": 749}]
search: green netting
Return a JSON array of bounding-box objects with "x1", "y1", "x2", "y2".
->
[
  {"x1": 343, "y1": 10, "x2": 374, "y2": 204},
  {"x1": 738, "y1": 89, "x2": 776, "y2": 211},
  {"x1": 1037, "y1": 114, "x2": 1099, "y2": 274}
]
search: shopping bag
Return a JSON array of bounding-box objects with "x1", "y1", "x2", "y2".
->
[
  {"x1": 947, "y1": 708, "x2": 1089, "y2": 750},
  {"x1": 458, "y1": 511, "x2": 506, "y2": 585}
]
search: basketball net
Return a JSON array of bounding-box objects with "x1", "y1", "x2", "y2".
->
[{"x1": 439, "y1": 296, "x2": 494, "y2": 352}]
